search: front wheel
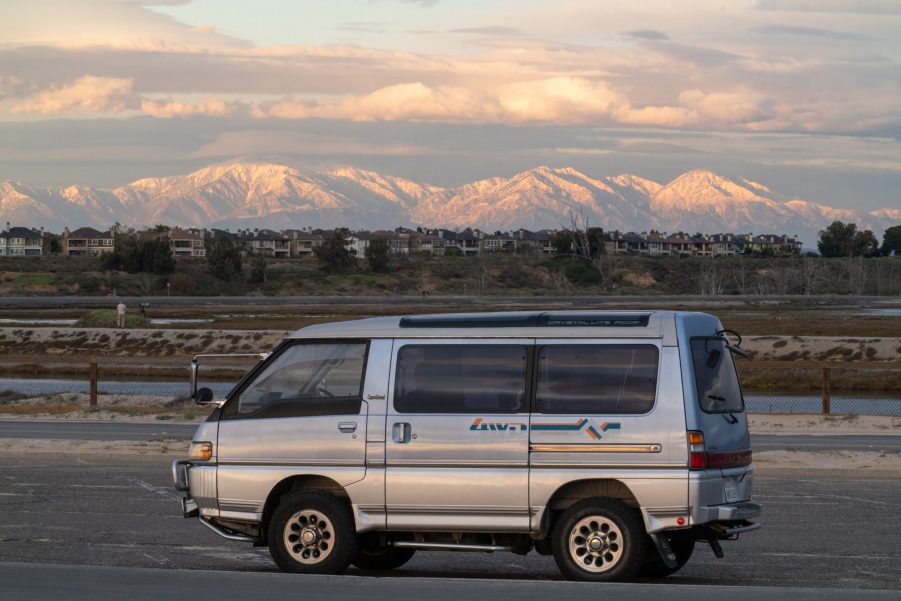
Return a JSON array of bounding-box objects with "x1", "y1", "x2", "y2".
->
[
  {"x1": 552, "y1": 498, "x2": 646, "y2": 582},
  {"x1": 267, "y1": 491, "x2": 358, "y2": 574}
]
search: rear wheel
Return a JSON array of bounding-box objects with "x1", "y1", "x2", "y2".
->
[
  {"x1": 552, "y1": 498, "x2": 646, "y2": 582},
  {"x1": 640, "y1": 538, "x2": 695, "y2": 577},
  {"x1": 267, "y1": 491, "x2": 358, "y2": 574}
]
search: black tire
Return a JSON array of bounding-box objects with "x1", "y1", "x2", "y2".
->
[
  {"x1": 267, "y1": 491, "x2": 358, "y2": 574},
  {"x1": 352, "y1": 545, "x2": 416, "y2": 570},
  {"x1": 640, "y1": 538, "x2": 695, "y2": 577},
  {"x1": 552, "y1": 498, "x2": 646, "y2": 582}
]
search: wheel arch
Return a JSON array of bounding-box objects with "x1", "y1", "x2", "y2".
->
[
  {"x1": 260, "y1": 475, "x2": 349, "y2": 543},
  {"x1": 538, "y1": 479, "x2": 640, "y2": 537}
]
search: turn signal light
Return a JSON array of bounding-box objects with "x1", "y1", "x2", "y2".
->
[
  {"x1": 189, "y1": 441, "x2": 213, "y2": 461},
  {"x1": 688, "y1": 431, "x2": 706, "y2": 470}
]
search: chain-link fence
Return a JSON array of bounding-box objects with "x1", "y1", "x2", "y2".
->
[
  {"x1": 739, "y1": 364, "x2": 901, "y2": 415},
  {"x1": 0, "y1": 356, "x2": 263, "y2": 415},
  {"x1": 1, "y1": 360, "x2": 899, "y2": 416}
]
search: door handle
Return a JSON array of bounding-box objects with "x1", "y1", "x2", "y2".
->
[
  {"x1": 392, "y1": 422, "x2": 412, "y2": 443},
  {"x1": 338, "y1": 422, "x2": 357, "y2": 433}
]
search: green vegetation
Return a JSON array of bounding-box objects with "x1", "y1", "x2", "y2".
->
[
  {"x1": 9, "y1": 273, "x2": 54, "y2": 287},
  {"x1": 102, "y1": 235, "x2": 176, "y2": 275},
  {"x1": 882, "y1": 225, "x2": 901, "y2": 256},
  {"x1": 314, "y1": 228, "x2": 355, "y2": 272},
  {"x1": 206, "y1": 237, "x2": 243, "y2": 281},
  {"x1": 817, "y1": 221, "x2": 880, "y2": 258}
]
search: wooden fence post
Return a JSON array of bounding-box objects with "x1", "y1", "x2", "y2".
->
[
  {"x1": 89, "y1": 363, "x2": 98, "y2": 407},
  {"x1": 822, "y1": 367, "x2": 831, "y2": 415}
]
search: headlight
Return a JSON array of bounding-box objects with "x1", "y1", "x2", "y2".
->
[{"x1": 189, "y1": 441, "x2": 213, "y2": 461}]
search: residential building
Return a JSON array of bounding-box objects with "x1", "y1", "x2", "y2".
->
[
  {"x1": 0, "y1": 224, "x2": 45, "y2": 256},
  {"x1": 168, "y1": 228, "x2": 206, "y2": 257},
  {"x1": 284, "y1": 230, "x2": 322, "y2": 258},
  {"x1": 62, "y1": 227, "x2": 115, "y2": 257},
  {"x1": 245, "y1": 229, "x2": 290, "y2": 258}
]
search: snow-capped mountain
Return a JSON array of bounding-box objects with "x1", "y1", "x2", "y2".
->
[{"x1": 0, "y1": 161, "x2": 897, "y2": 246}]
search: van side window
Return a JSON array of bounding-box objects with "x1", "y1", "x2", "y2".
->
[
  {"x1": 229, "y1": 342, "x2": 367, "y2": 419},
  {"x1": 394, "y1": 345, "x2": 527, "y2": 413},
  {"x1": 536, "y1": 345, "x2": 658, "y2": 414}
]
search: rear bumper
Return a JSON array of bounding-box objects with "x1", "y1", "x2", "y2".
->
[{"x1": 695, "y1": 500, "x2": 761, "y2": 524}]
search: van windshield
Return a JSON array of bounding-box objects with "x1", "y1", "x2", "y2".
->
[{"x1": 690, "y1": 338, "x2": 744, "y2": 413}]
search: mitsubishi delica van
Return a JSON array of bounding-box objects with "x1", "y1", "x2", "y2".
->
[{"x1": 173, "y1": 311, "x2": 760, "y2": 582}]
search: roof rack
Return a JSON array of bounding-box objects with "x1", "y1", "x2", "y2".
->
[{"x1": 398, "y1": 313, "x2": 651, "y2": 329}]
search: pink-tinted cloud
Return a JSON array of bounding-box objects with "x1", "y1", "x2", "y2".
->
[
  {"x1": 11, "y1": 76, "x2": 135, "y2": 114},
  {"x1": 141, "y1": 97, "x2": 232, "y2": 118}
]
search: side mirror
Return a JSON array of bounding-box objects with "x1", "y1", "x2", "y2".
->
[{"x1": 195, "y1": 387, "x2": 215, "y2": 405}]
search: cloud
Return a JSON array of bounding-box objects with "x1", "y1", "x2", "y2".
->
[
  {"x1": 449, "y1": 26, "x2": 528, "y2": 37},
  {"x1": 497, "y1": 77, "x2": 625, "y2": 123},
  {"x1": 625, "y1": 30, "x2": 670, "y2": 41},
  {"x1": 751, "y1": 24, "x2": 865, "y2": 39},
  {"x1": 678, "y1": 89, "x2": 776, "y2": 125},
  {"x1": 140, "y1": 98, "x2": 233, "y2": 118},
  {"x1": 11, "y1": 76, "x2": 136, "y2": 114},
  {"x1": 258, "y1": 82, "x2": 494, "y2": 122},
  {"x1": 755, "y1": 0, "x2": 901, "y2": 14}
]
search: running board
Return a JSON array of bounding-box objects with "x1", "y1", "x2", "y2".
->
[
  {"x1": 199, "y1": 518, "x2": 255, "y2": 542},
  {"x1": 391, "y1": 541, "x2": 514, "y2": 553}
]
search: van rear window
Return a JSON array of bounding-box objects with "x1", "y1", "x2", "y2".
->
[{"x1": 690, "y1": 338, "x2": 745, "y2": 413}]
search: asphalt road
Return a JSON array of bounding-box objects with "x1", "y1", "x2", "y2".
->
[
  {"x1": 2, "y1": 562, "x2": 898, "y2": 601},
  {"x1": 0, "y1": 455, "x2": 898, "y2": 592},
  {"x1": 0, "y1": 294, "x2": 898, "y2": 310},
  {"x1": 1, "y1": 420, "x2": 899, "y2": 452}
]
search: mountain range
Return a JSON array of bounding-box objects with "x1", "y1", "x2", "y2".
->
[{"x1": 1, "y1": 160, "x2": 898, "y2": 246}]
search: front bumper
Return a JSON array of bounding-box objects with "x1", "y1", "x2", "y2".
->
[
  {"x1": 172, "y1": 459, "x2": 191, "y2": 492},
  {"x1": 172, "y1": 459, "x2": 218, "y2": 518}
]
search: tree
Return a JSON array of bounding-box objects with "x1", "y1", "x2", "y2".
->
[
  {"x1": 365, "y1": 236, "x2": 390, "y2": 272},
  {"x1": 550, "y1": 230, "x2": 572, "y2": 256},
  {"x1": 881, "y1": 225, "x2": 901, "y2": 256},
  {"x1": 102, "y1": 236, "x2": 175, "y2": 275},
  {"x1": 248, "y1": 256, "x2": 269, "y2": 285},
  {"x1": 314, "y1": 229, "x2": 354, "y2": 272},
  {"x1": 817, "y1": 221, "x2": 879, "y2": 257},
  {"x1": 206, "y1": 237, "x2": 243, "y2": 282}
]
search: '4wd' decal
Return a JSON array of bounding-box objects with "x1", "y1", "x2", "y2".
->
[{"x1": 470, "y1": 418, "x2": 620, "y2": 440}]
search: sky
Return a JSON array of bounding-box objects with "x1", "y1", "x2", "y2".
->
[{"x1": 1, "y1": 0, "x2": 900, "y2": 210}]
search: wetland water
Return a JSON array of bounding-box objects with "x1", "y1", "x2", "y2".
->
[{"x1": 1, "y1": 377, "x2": 899, "y2": 415}]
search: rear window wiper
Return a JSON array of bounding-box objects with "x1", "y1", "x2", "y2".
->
[{"x1": 708, "y1": 394, "x2": 739, "y2": 422}]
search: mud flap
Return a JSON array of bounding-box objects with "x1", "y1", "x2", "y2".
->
[{"x1": 648, "y1": 532, "x2": 678, "y2": 569}]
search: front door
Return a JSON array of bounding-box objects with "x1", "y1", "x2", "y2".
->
[
  {"x1": 216, "y1": 341, "x2": 369, "y2": 519},
  {"x1": 384, "y1": 339, "x2": 531, "y2": 531}
]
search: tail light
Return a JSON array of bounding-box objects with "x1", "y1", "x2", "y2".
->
[
  {"x1": 708, "y1": 449, "x2": 752, "y2": 468},
  {"x1": 688, "y1": 431, "x2": 706, "y2": 469}
]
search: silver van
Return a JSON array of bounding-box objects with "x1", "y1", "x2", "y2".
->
[{"x1": 173, "y1": 311, "x2": 760, "y2": 581}]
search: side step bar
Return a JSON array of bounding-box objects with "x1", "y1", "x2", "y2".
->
[
  {"x1": 391, "y1": 541, "x2": 514, "y2": 553},
  {"x1": 199, "y1": 518, "x2": 255, "y2": 542}
]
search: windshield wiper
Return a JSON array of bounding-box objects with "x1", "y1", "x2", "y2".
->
[{"x1": 723, "y1": 412, "x2": 738, "y2": 424}]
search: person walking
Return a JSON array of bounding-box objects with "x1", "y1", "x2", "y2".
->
[{"x1": 116, "y1": 301, "x2": 127, "y2": 328}]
